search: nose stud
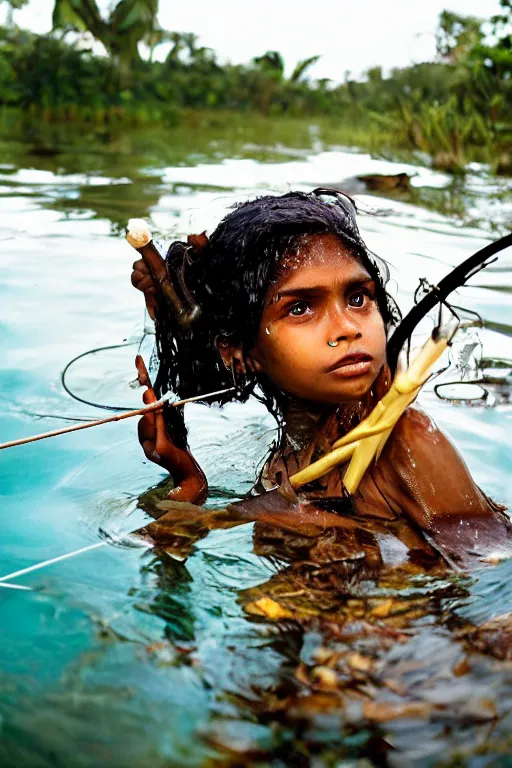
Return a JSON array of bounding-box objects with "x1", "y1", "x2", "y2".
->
[{"x1": 327, "y1": 340, "x2": 339, "y2": 347}]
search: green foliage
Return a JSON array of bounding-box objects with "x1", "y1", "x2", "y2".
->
[
  {"x1": 52, "y1": 0, "x2": 160, "y2": 81},
  {"x1": 290, "y1": 56, "x2": 321, "y2": 83},
  {"x1": 0, "y1": 2, "x2": 510, "y2": 173},
  {"x1": 1, "y1": 0, "x2": 29, "y2": 8},
  {"x1": 253, "y1": 50, "x2": 285, "y2": 77},
  {"x1": 52, "y1": 0, "x2": 89, "y2": 33},
  {"x1": 436, "y1": 11, "x2": 484, "y2": 62}
]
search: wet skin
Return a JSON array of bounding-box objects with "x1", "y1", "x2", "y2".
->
[
  {"x1": 131, "y1": 233, "x2": 511, "y2": 567},
  {"x1": 247, "y1": 233, "x2": 387, "y2": 405}
]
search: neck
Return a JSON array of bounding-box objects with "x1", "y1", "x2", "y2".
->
[
  {"x1": 282, "y1": 398, "x2": 333, "y2": 448},
  {"x1": 281, "y1": 392, "x2": 375, "y2": 451}
]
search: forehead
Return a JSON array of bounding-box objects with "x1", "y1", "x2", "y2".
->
[{"x1": 271, "y1": 233, "x2": 371, "y2": 292}]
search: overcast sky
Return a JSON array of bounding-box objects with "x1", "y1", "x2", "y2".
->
[{"x1": 2, "y1": 0, "x2": 501, "y2": 80}]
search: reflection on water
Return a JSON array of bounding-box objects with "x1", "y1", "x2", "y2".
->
[{"x1": 1, "y1": 114, "x2": 512, "y2": 765}]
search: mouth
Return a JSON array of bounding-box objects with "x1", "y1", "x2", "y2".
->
[{"x1": 327, "y1": 352, "x2": 374, "y2": 378}]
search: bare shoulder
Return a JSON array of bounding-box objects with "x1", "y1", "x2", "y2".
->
[
  {"x1": 380, "y1": 407, "x2": 511, "y2": 565},
  {"x1": 381, "y1": 404, "x2": 507, "y2": 524},
  {"x1": 381, "y1": 404, "x2": 454, "y2": 491},
  {"x1": 388, "y1": 405, "x2": 445, "y2": 452}
]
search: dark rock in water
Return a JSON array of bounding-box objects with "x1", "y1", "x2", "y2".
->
[
  {"x1": 356, "y1": 172, "x2": 411, "y2": 192},
  {"x1": 28, "y1": 146, "x2": 61, "y2": 158}
]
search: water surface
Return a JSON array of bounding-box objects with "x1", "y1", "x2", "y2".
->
[{"x1": 1, "y1": 115, "x2": 512, "y2": 767}]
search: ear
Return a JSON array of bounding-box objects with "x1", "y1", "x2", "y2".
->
[
  {"x1": 245, "y1": 346, "x2": 264, "y2": 374},
  {"x1": 216, "y1": 337, "x2": 247, "y2": 375}
]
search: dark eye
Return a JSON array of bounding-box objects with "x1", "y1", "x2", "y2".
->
[
  {"x1": 348, "y1": 291, "x2": 368, "y2": 308},
  {"x1": 288, "y1": 301, "x2": 311, "y2": 317}
]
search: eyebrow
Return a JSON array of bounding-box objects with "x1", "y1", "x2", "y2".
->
[{"x1": 273, "y1": 276, "x2": 375, "y2": 303}]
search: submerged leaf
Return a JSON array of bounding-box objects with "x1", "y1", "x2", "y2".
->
[{"x1": 244, "y1": 596, "x2": 294, "y2": 620}]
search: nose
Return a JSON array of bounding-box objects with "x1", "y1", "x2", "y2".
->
[{"x1": 329, "y1": 304, "x2": 362, "y2": 343}]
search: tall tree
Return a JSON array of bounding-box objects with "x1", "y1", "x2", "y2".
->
[
  {"x1": 52, "y1": 0, "x2": 160, "y2": 73},
  {"x1": 436, "y1": 11, "x2": 484, "y2": 63},
  {"x1": 290, "y1": 55, "x2": 320, "y2": 83},
  {"x1": 253, "y1": 50, "x2": 285, "y2": 79}
]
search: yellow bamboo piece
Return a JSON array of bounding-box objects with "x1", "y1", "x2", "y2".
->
[
  {"x1": 289, "y1": 331, "x2": 451, "y2": 493},
  {"x1": 343, "y1": 388, "x2": 419, "y2": 493},
  {"x1": 396, "y1": 336, "x2": 448, "y2": 393},
  {"x1": 288, "y1": 441, "x2": 359, "y2": 489}
]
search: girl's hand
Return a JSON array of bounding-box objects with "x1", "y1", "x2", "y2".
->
[
  {"x1": 131, "y1": 258, "x2": 157, "y2": 320},
  {"x1": 136, "y1": 356, "x2": 208, "y2": 506}
]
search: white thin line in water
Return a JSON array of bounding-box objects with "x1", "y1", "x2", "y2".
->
[
  {"x1": 0, "y1": 582, "x2": 33, "y2": 591},
  {"x1": 0, "y1": 542, "x2": 107, "y2": 583}
]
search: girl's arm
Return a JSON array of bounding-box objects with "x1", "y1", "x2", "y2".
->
[
  {"x1": 382, "y1": 407, "x2": 512, "y2": 564},
  {"x1": 132, "y1": 259, "x2": 208, "y2": 508}
]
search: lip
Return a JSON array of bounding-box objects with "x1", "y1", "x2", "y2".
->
[{"x1": 327, "y1": 352, "x2": 374, "y2": 378}]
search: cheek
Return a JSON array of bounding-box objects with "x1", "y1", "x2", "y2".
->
[
  {"x1": 367, "y1": 313, "x2": 387, "y2": 358},
  {"x1": 250, "y1": 322, "x2": 311, "y2": 378}
]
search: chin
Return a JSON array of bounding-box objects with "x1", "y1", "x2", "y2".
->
[
  {"x1": 330, "y1": 379, "x2": 374, "y2": 403},
  {"x1": 288, "y1": 375, "x2": 376, "y2": 406},
  {"x1": 309, "y1": 389, "x2": 371, "y2": 406}
]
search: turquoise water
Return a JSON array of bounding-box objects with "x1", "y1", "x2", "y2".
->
[{"x1": 1, "y1": 116, "x2": 512, "y2": 766}]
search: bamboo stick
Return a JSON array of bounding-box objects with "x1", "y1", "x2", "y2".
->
[
  {"x1": 289, "y1": 329, "x2": 452, "y2": 493},
  {"x1": 288, "y1": 441, "x2": 359, "y2": 489},
  {"x1": 0, "y1": 387, "x2": 234, "y2": 451}
]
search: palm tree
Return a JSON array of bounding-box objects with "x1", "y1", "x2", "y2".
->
[
  {"x1": 52, "y1": 0, "x2": 160, "y2": 76},
  {"x1": 290, "y1": 55, "x2": 320, "y2": 83},
  {"x1": 253, "y1": 50, "x2": 285, "y2": 79}
]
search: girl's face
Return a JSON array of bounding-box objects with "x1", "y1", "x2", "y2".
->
[{"x1": 248, "y1": 233, "x2": 387, "y2": 405}]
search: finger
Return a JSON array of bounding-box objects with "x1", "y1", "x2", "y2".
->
[
  {"x1": 132, "y1": 258, "x2": 148, "y2": 273},
  {"x1": 138, "y1": 416, "x2": 164, "y2": 466},
  {"x1": 136, "y1": 355, "x2": 158, "y2": 404},
  {"x1": 137, "y1": 276, "x2": 156, "y2": 293},
  {"x1": 142, "y1": 388, "x2": 157, "y2": 405},
  {"x1": 136, "y1": 354, "x2": 152, "y2": 387},
  {"x1": 132, "y1": 271, "x2": 158, "y2": 320},
  {"x1": 137, "y1": 243, "x2": 168, "y2": 285},
  {"x1": 138, "y1": 414, "x2": 156, "y2": 444},
  {"x1": 131, "y1": 272, "x2": 155, "y2": 292},
  {"x1": 154, "y1": 409, "x2": 170, "y2": 450}
]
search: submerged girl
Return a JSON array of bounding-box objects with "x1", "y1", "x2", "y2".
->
[{"x1": 130, "y1": 190, "x2": 511, "y2": 569}]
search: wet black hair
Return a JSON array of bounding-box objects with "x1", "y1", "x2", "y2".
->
[{"x1": 153, "y1": 189, "x2": 401, "y2": 448}]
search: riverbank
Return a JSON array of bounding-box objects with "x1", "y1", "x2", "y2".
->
[
  {"x1": 1, "y1": 5, "x2": 511, "y2": 177},
  {"x1": 1, "y1": 106, "x2": 511, "y2": 180}
]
